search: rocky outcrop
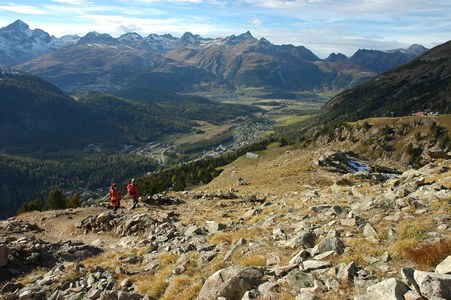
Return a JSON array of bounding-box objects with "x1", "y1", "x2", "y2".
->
[
  {"x1": 197, "y1": 267, "x2": 264, "y2": 300},
  {"x1": 0, "y1": 235, "x2": 102, "y2": 284}
]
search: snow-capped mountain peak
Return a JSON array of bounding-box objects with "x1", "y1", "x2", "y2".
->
[{"x1": 0, "y1": 20, "x2": 79, "y2": 66}]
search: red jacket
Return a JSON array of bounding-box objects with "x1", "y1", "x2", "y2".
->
[
  {"x1": 109, "y1": 187, "x2": 119, "y2": 206},
  {"x1": 127, "y1": 184, "x2": 139, "y2": 199}
]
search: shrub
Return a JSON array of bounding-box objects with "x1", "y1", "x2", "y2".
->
[
  {"x1": 17, "y1": 198, "x2": 43, "y2": 214},
  {"x1": 402, "y1": 239, "x2": 451, "y2": 270}
]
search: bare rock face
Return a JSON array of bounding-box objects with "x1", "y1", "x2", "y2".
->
[{"x1": 197, "y1": 266, "x2": 264, "y2": 300}]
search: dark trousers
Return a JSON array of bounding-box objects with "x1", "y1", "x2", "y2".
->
[{"x1": 131, "y1": 198, "x2": 138, "y2": 209}]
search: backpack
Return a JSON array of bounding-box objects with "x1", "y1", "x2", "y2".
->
[{"x1": 127, "y1": 184, "x2": 135, "y2": 196}]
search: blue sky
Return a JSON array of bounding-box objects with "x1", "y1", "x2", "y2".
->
[{"x1": 1, "y1": 0, "x2": 450, "y2": 58}]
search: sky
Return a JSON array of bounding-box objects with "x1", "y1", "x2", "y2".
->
[{"x1": 1, "y1": 0, "x2": 450, "y2": 58}]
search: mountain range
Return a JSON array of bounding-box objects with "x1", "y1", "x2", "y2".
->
[
  {"x1": 1, "y1": 20, "x2": 427, "y2": 93},
  {"x1": 0, "y1": 20, "x2": 78, "y2": 66}
]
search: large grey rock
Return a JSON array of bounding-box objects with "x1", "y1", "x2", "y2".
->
[
  {"x1": 271, "y1": 264, "x2": 299, "y2": 277},
  {"x1": 0, "y1": 245, "x2": 10, "y2": 267},
  {"x1": 96, "y1": 212, "x2": 111, "y2": 223},
  {"x1": 289, "y1": 249, "x2": 310, "y2": 265},
  {"x1": 284, "y1": 269, "x2": 315, "y2": 293},
  {"x1": 197, "y1": 267, "x2": 264, "y2": 300},
  {"x1": 337, "y1": 262, "x2": 358, "y2": 282},
  {"x1": 86, "y1": 288, "x2": 102, "y2": 299},
  {"x1": 184, "y1": 224, "x2": 203, "y2": 236},
  {"x1": 363, "y1": 223, "x2": 377, "y2": 237},
  {"x1": 205, "y1": 221, "x2": 226, "y2": 234},
  {"x1": 117, "y1": 291, "x2": 144, "y2": 300},
  {"x1": 296, "y1": 291, "x2": 319, "y2": 300},
  {"x1": 314, "y1": 236, "x2": 346, "y2": 255},
  {"x1": 405, "y1": 269, "x2": 451, "y2": 299},
  {"x1": 435, "y1": 255, "x2": 451, "y2": 274},
  {"x1": 257, "y1": 281, "x2": 280, "y2": 298},
  {"x1": 301, "y1": 260, "x2": 331, "y2": 272},
  {"x1": 281, "y1": 231, "x2": 316, "y2": 249},
  {"x1": 356, "y1": 278, "x2": 410, "y2": 300}
]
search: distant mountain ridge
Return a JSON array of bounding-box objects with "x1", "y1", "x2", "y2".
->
[
  {"x1": 1, "y1": 20, "x2": 429, "y2": 93},
  {"x1": 0, "y1": 20, "x2": 79, "y2": 66},
  {"x1": 317, "y1": 41, "x2": 451, "y2": 126}
]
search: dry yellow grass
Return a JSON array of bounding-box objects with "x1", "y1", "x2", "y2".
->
[
  {"x1": 338, "y1": 238, "x2": 386, "y2": 267},
  {"x1": 234, "y1": 253, "x2": 266, "y2": 267},
  {"x1": 161, "y1": 276, "x2": 203, "y2": 300},
  {"x1": 135, "y1": 267, "x2": 172, "y2": 298},
  {"x1": 82, "y1": 250, "x2": 123, "y2": 270},
  {"x1": 396, "y1": 216, "x2": 434, "y2": 241}
]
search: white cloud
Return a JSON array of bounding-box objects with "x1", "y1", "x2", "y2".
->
[
  {"x1": 0, "y1": 4, "x2": 47, "y2": 15},
  {"x1": 51, "y1": 0, "x2": 93, "y2": 5},
  {"x1": 133, "y1": 0, "x2": 203, "y2": 3},
  {"x1": 117, "y1": 24, "x2": 143, "y2": 33},
  {"x1": 250, "y1": 18, "x2": 262, "y2": 26}
]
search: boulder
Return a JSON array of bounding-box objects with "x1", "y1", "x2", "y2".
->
[
  {"x1": 356, "y1": 278, "x2": 410, "y2": 300},
  {"x1": 197, "y1": 267, "x2": 264, "y2": 300},
  {"x1": 184, "y1": 224, "x2": 203, "y2": 237},
  {"x1": 205, "y1": 221, "x2": 226, "y2": 234},
  {"x1": 301, "y1": 260, "x2": 331, "y2": 272},
  {"x1": 289, "y1": 249, "x2": 310, "y2": 265},
  {"x1": 314, "y1": 236, "x2": 346, "y2": 255},
  {"x1": 406, "y1": 269, "x2": 451, "y2": 299},
  {"x1": 96, "y1": 212, "x2": 111, "y2": 223},
  {"x1": 283, "y1": 269, "x2": 315, "y2": 293},
  {"x1": 337, "y1": 262, "x2": 358, "y2": 282},
  {"x1": 435, "y1": 255, "x2": 451, "y2": 274},
  {"x1": 0, "y1": 245, "x2": 10, "y2": 267},
  {"x1": 363, "y1": 223, "x2": 377, "y2": 237},
  {"x1": 281, "y1": 231, "x2": 316, "y2": 249}
]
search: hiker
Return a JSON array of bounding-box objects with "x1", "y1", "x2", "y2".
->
[
  {"x1": 109, "y1": 183, "x2": 120, "y2": 213},
  {"x1": 127, "y1": 178, "x2": 139, "y2": 209}
]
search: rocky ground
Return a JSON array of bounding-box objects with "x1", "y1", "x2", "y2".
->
[{"x1": 0, "y1": 118, "x2": 450, "y2": 300}]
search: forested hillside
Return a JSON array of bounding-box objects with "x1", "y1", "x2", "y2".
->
[
  {"x1": 0, "y1": 69, "x2": 262, "y2": 155},
  {"x1": 0, "y1": 69, "x2": 264, "y2": 218},
  {"x1": 0, "y1": 154, "x2": 158, "y2": 219}
]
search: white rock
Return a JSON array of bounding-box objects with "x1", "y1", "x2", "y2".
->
[{"x1": 435, "y1": 255, "x2": 451, "y2": 274}]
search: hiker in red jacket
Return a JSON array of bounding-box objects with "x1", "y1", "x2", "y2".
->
[
  {"x1": 109, "y1": 183, "x2": 120, "y2": 213},
  {"x1": 127, "y1": 178, "x2": 139, "y2": 209}
]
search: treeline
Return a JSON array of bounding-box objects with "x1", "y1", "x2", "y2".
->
[
  {"x1": 138, "y1": 139, "x2": 272, "y2": 196},
  {"x1": 0, "y1": 154, "x2": 158, "y2": 219},
  {"x1": 17, "y1": 188, "x2": 83, "y2": 215}
]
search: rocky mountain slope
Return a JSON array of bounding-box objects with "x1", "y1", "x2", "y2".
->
[
  {"x1": 1, "y1": 115, "x2": 449, "y2": 300},
  {"x1": 1, "y1": 20, "x2": 427, "y2": 93},
  {"x1": 0, "y1": 20, "x2": 78, "y2": 66}
]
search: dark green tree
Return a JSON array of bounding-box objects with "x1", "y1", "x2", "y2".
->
[
  {"x1": 46, "y1": 188, "x2": 67, "y2": 210},
  {"x1": 66, "y1": 194, "x2": 82, "y2": 208},
  {"x1": 17, "y1": 198, "x2": 43, "y2": 214}
]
